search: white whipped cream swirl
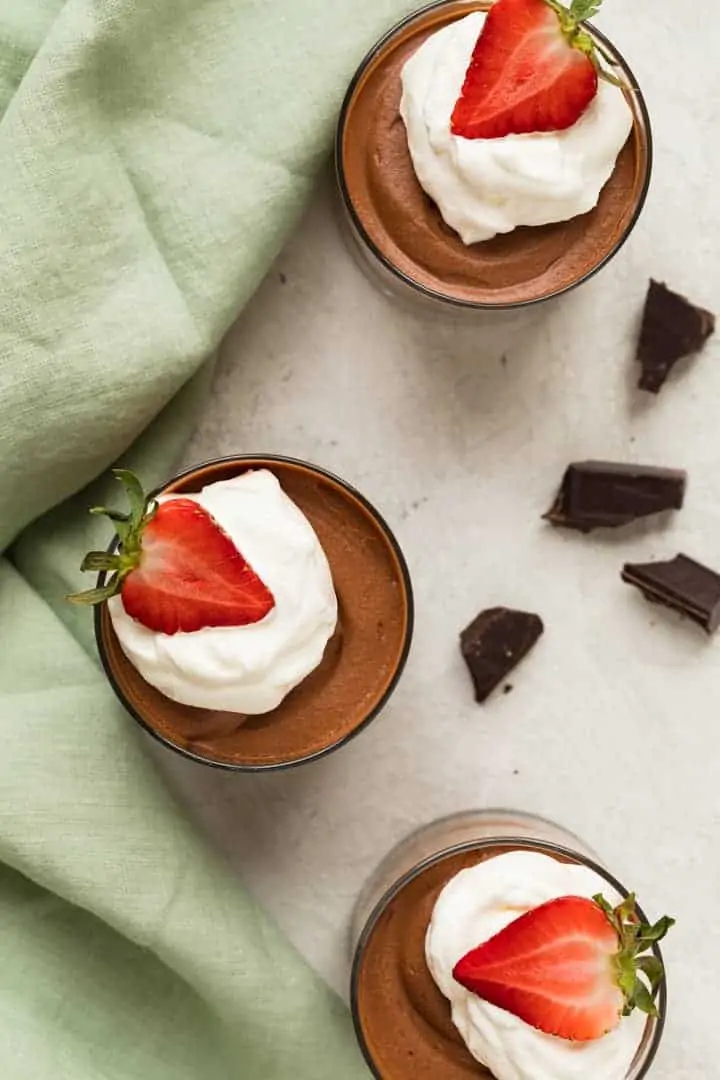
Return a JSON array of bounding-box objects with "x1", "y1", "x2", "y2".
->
[
  {"x1": 400, "y1": 12, "x2": 634, "y2": 243},
  {"x1": 108, "y1": 470, "x2": 337, "y2": 714},
  {"x1": 426, "y1": 851, "x2": 646, "y2": 1080}
]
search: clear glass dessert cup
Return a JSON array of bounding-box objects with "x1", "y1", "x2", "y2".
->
[
  {"x1": 335, "y1": 0, "x2": 653, "y2": 312},
  {"x1": 94, "y1": 454, "x2": 414, "y2": 772},
  {"x1": 351, "y1": 809, "x2": 666, "y2": 1080}
]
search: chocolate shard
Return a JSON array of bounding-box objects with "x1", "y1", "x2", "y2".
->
[
  {"x1": 637, "y1": 279, "x2": 715, "y2": 393},
  {"x1": 544, "y1": 460, "x2": 686, "y2": 532},
  {"x1": 621, "y1": 554, "x2": 720, "y2": 634},
  {"x1": 460, "y1": 607, "x2": 543, "y2": 703}
]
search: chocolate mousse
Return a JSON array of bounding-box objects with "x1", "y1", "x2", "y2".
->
[
  {"x1": 337, "y1": 0, "x2": 652, "y2": 307},
  {"x1": 354, "y1": 847, "x2": 512, "y2": 1080},
  {"x1": 95, "y1": 456, "x2": 413, "y2": 769},
  {"x1": 352, "y1": 842, "x2": 664, "y2": 1080}
]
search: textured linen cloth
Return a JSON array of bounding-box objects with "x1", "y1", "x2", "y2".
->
[{"x1": 0, "y1": 1, "x2": 414, "y2": 1076}]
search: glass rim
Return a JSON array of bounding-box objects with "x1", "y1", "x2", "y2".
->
[
  {"x1": 335, "y1": 0, "x2": 654, "y2": 311},
  {"x1": 350, "y1": 834, "x2": 667, "y2": 1080},
  {"x1": 94, "y1": 452, "x2": 415, "y2": 773}
]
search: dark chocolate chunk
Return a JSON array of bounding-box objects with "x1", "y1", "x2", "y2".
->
[
  {"x1": 460, "y1": 607, "x2": 543, "y2": 703},
  {"x1": 544, "y1": 460, "x2": 686, "y2": 532},
  {"x1": 621, "y1": 554, "x2": 720, "y2": 633},
  {"x1": 637, "y1": 279, "x2": 715, "y2": 393}
]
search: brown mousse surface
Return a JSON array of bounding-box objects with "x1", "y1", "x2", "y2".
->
[
  {"x1": 99, "y1": 458, "x2": 411, "y2": 767},
  {"x1": 354, "y1": 845, "x2": 575, "y2": 1080},
  {"x1": 339, "y1": 1, "x2": 650, "y2": 306}
]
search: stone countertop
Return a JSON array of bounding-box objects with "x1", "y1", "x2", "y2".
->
[{"x1": 151, "y1": 6, "x2": 720, "y2": 1072}]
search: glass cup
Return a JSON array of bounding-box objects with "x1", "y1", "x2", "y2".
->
[
  {"x1": 95, "y1": 454, "x2": 414, "y2": 771},
  {"x1": 351, "y1": 809, "x2": 666, "y2": 1079},
  {"x1": 335, "y1": 0, "x2": 652, "y2": 312}
]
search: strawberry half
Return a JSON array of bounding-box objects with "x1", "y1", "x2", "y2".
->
[
  {"x1": 67, "y1": 469, "x2": 275, "y2": 634},
  {"x1": 453, "y1": 893, "x2": 673, "y2": 1042},
  {"x1": 451, "y1": 0, "x2": 610, "y2": 140}
]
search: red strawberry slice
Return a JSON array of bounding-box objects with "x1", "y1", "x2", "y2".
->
[
  {"x1": 451, "y1": 0, "x2": 600, "y2": 140},
  {"x1": 453, "y1": 893, "x2": 673, "y2": 1042},
  {"x1": 67, "y1": 469, "x2": 275, "y2": 635},
  {"x1": 121, "y1": 498, "x2": 274, "y2": 634}
]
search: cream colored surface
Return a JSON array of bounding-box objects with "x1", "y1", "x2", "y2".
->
[{"x1": 150, "y1": 8, "x2": 720, "y2": 1071}]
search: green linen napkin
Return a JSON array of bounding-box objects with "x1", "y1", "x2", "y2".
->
[{"x1": 0, "y1": 1, "x2": 415, "y2": 1076}]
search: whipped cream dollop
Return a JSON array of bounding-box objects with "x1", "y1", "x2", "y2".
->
[
  {"x1": 426, "y1": 851, "x2": 646, "y2": 1080},
  {"x1": 400, "y1": 12, "x2": 634, "y2": 243},
  {"x1": 109, "y1": 470, "x2": 337, "y2": 714}
]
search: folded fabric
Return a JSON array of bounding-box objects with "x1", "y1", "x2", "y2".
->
[{"x1": 0, "y1": 0, "x2": 415, "y2": 1076}]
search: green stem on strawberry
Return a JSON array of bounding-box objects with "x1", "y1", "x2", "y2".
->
[
  {"x1": 594, "y1": 893, "x2": 675, "y2": 1018},
  {"x1": 544, "y1": 0, "x2": 622, "y2": 86},
  {"x1": 66, "y1": 469, "x2": 159, "y2": 606}
]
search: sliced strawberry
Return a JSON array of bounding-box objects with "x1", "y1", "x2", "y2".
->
[
  {"x1": 67, "y1": 469, "x2": 275, "y2": 634},
  {"x1": 453, "y1": 893, "x2": 673, "y2": 1042},
  {"x1": 120, "y1": 498, "x2": 274, "y2": 634},
  {"x1": 451, "y1": 0, "x2": 600, "y2": 140}
]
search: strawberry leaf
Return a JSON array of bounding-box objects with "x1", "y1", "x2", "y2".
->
[
  {"x1": 636, "y1": 955, "x2": 665, "y2": 993},
  {"x1": 88, "y1": 507, "x2": 129, "y2": 521},
  {"x1": 89, "y1": 506, "x2": 132, "y2": 542},
  {"x1": 629, "y1": 979, "x2": 657, "y2": 1016},
  {"x1": 66, "y1": 581, "x2": 120, "y2": 606},
  {"x1": 594, "y1": 892, "x2": 673, "y2": 1021},
  {"x1": 80, "y1": 552, "x2": 123, "y2": 573},
  {"x1": 112, "y1": 468, "x2": 148, "y2": 527},
  {"x1": 592, "y1": 893, "x2": 615, "y2": 918},
  {"x1": 569, "y1": 0, "x2": 603, "y2": 21},
  {"x1": 639, "y1": 915, "x2": 676, "y2": 943},
  {"x1": 616, "y1": 966, "x2": 637, "y2": 999},
  {"x1": 67, "y1": 469, "x2": 156, "y2": 609}
]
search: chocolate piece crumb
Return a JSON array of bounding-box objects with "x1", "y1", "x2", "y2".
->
[
  {"x1": 621, "y1": 554, "x2": 720, "y2": 634},
  {"x1": 460, "y1": 607, "x2": 543, "y2": 703},
  {"x1": 637, "y1": 279, "x2": 715, "y2": 393},
  {"x1": 544, "y1": 461, "x2": 686, "y2": 532},
  {"x1": 503, "y1": 683, "x2": 513, "y2": 695}
]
